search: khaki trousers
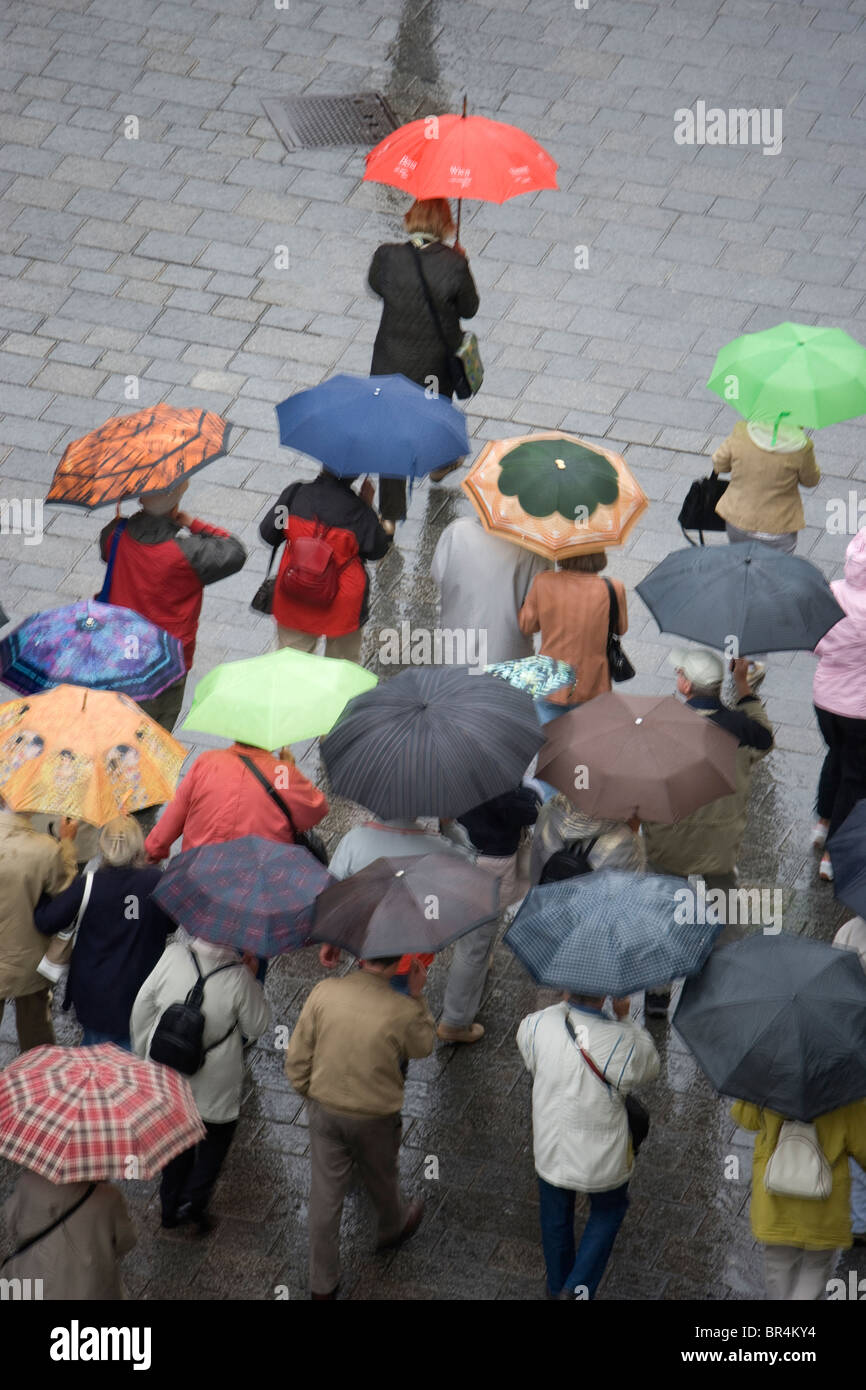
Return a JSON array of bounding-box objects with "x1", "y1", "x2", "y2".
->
[
  {"x1": 276, "y1": 625, "x2": 363, "y2": 664},
  {"x1": 307, "y1": 1099, "x2": 408, "y2": 1295},
  {"x1": 0, "y1": 989, "x2": 54, "y2": 1051}
]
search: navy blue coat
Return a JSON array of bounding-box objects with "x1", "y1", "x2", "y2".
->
[{"x1": 35, "y1": 866, "x2": 174, "y2": 1036}]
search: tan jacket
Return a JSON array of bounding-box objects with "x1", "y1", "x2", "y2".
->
[
  {"x1": 2, "y1": 1172, "x2": 136, "y2": 1300},
  {"x1": 0, "y1": 814, "x2": 76, "y2": 1000},
  {"x1": 285, "y1": 970, "x2": 435, "y2": 1117},
  {"x1": 712, "y1": 421, "x2": 820, "y2": 533},
  {"x1": 519, "y1": 570, "x2": 627, "y2": 706}
]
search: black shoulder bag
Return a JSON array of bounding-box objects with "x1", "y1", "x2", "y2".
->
[
  {"x1": 239, "y1": 754, "x2": 329, "y2": 866},
  {"x1": 677, "y1": 474, "x2": 729, "y2": 546},
  {"x1": 539, "y1": 836, "x2": 598, "y2": 884},
  {"x1": 250, "y1": 546, "x2": 278, "y2": 615},
  {"x1": 603, "y1": 578, "x2": 635, "y2": 683},
  {"x1": 565, "y1": 1013, "x2": 650, "y2": 1153}
]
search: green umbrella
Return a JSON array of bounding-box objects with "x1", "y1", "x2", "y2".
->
[
  {"x1": 180, "y1": 649, "x2": 377, "y2": 749},
  {"x1": 707, "y1": 322, "x2": 866, "y2": 440},
  {"x1": 496, "y1": 437, "x2": 619, "y2": 519}
]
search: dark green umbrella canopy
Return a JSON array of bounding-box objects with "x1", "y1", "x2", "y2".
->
[{"x1": 497, "y1": 438, "x2": 620, "y2": 519}]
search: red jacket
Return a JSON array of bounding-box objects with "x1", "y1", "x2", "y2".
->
[
  {"x1": 273, "y1": 514, "x2": 366, "y2": 638},
  {"x1": 99, "y1": 511, "x2": 247, "y2": 669},
  {"x1": 145, "y1": 743, "x2": 328, "y2": 862}
]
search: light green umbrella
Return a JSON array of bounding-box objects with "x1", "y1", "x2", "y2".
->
[
  {"x1": 181, "y1": 649, "x2": 378, "y2": 748},
  {"x1": 707, "y1": 322, "x2": 866, "y2": 441}
]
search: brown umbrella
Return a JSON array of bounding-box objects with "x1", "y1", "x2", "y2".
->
[
  {"x1": 45, "y1": 404, "x2": 231, "y2": 510},
  {"x1": 538, "y1": 692, "x2": 738, "y2": 823},
  {"x1": 461, "y1": 431, "x2": 648, "y2": 560}
]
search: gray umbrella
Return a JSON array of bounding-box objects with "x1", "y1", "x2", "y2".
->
[
  {"x1": 0, "y1": 603, "x2": 8, "y2": 629},
  {"x1": 636, "y1": 541, "x2": 844, "y2": 655},
  {"x1": 673, "y1": 932, "x2": 866, "y2": 1121}
]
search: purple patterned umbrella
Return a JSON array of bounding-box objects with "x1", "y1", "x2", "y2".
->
[
  {"x1": 151, "y1": 836, "x2": 334, "y2": 956},
  {"x1": 0, "y1": 600, "x2": 185, "y2": 700}
]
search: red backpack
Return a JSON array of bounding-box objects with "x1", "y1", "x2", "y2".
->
[{"x1": 280, "y1": 519, "x2": 354, "y2": 607}]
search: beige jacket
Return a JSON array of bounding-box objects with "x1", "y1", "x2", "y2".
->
[
  {"x1": 285, "y1": 970, "x2": 435, "y2": 1117},
  {"x1": 712, "y1": 421, "x2": 820, "y2": 533},
  {"x1": 0, "y1": 813, "x2": 76, "y2": 999},
  {"x1": 2, "y1": 1172, "x2": 136, "y2": 1300}
]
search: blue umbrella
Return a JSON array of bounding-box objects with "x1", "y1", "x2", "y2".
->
[
  {"x1": 827, "y1": 798, "x2": 866, "y2": 917},
  {"x1": 505, "y1": 869, "x2": 721, "y2": 995},
  {"x1": 0, "y1": 600, "x2": 186, "y2": 701},
  {"x1": 275, "y1": 373, "x2": 469, "y2": 480}
]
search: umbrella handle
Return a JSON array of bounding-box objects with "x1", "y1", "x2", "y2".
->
[
  {"x1": 771, "y1": 412, "x2": 790, "y2": 447},
  {"x1": 455, "y1": 95, "x2": 467, "y2": 249}
]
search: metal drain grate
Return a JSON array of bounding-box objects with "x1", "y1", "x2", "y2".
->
[{"x1": 263, "y1": 92, "x2": 399, "y2": 151}]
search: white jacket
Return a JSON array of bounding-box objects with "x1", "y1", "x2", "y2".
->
[
  {"x1": 517, "y1": 1002, "x2": 660, "y2": 1192},
  {"x1": 131, "y1": 935, "x2": 270, "y2": 1123}
]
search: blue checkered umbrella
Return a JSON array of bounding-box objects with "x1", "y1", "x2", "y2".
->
[
  {"x1": 151, "y1": 836, "x2": 334, "y2": 957},
  {"x1": 504, "y1": 869, "x2": 721, "y2": 995}
]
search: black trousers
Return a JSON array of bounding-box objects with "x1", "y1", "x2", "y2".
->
[
  {"x1": 815, "y1": 704, "x2": 866, "y2": 837},
  {"x1": 160, "y1": 1118, "x2": 238, "y2": 1219}
]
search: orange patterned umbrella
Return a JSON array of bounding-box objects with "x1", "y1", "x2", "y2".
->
[
  {"x1": 461, "y1": 432, "x2": 649, "y2": 560},
  {"x1": 45, "y1": 404, "x2": 231, "y2": 510},
  {"x1": 0, "y1": 685, "x2": 186, "y2": 825}
]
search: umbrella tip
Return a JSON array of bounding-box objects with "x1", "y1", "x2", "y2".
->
[
  {"x1": 634, "y1": 716, "x2": 643, "y2": 725},
  {"x1": 395, "y1": 869, "x2": 405, "y2": 877}
]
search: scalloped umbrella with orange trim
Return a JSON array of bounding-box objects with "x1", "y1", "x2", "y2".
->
[
  {"x1": 45, "y1": 404, "x2": 232, "y2": 510},
  {"x1": 0, "y1": 685, "x2": 186, "y2": 824},
  {"x1": 461, "y1": 432, "x2": 649, "y2": 560}
]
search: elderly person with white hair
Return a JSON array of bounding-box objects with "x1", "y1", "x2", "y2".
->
[
  {"x1": 97, "y1": 480, "x2": 247, "y2": 733},
  {"x1": 34, "y1": 816, "x2": 174, "y2": 1049}
]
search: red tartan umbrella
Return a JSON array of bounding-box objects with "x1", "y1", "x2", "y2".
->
[{"x1": 0, "y1": 1045, "x2": 205, "y2": 1182}]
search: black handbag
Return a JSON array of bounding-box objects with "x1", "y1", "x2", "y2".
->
[
  {"x1": 239, "y1": 754, "x2": 330, "y2": 866},
  {"x1": 539, "y1": 836, "x2": 598, "y2": 884},
  {"x1": 565, "y1": 1014, "x2": 650, "y2": 1154},
  {"x1": 678, "y1": 473, "x2": 729, "y2": 546},
  {"x1": 603, "y1": 578, "x2": 635, "y2": 683},
  {"x1": 409, "y1": 244, "x2": 481, "y2": 400},
  {"x1": 250, "y1": 547, "x2": 278, "y2": 615}
]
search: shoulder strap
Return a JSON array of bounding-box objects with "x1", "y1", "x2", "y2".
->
[
  {"x1": 239, "y1": 753, "x2": 296, "y2": 833},
  {"x1": 97, "y1": 519, "x2": 128, "y2": 603},
  {"x1": 68, "y1": 870, "x2": 95, "y2": 936},
  {"x1": 186, "y1": 946, "x2": 242, "y2": 1055},
  {"x1": 602, "y1": 577, "x2": 619, "y2": 640},
  {"x1": 1, "y1": 1183, "x2": 98, "y2": 1265},
  {"x1": 564, "y1": 1012, "x2": 614, "y2": 1091},
  {"x1": 409, "y1": 244, "x2": 450, "y2": 352}
]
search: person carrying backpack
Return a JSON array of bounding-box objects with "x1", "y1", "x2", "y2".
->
[
  {"x1": 130, "y1": 934, "x2": 270, "y2": 1234},
  {"x1": 732, "y1": 1099, "x2": 866, "y2": 1299},
  {"x1": 258, "y1": 469, "x2": 393, "y2": 663}
]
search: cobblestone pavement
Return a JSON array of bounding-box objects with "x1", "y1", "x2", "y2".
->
[{"x1": 2, "y1": 0, "x2": 866, "y2": 1301}]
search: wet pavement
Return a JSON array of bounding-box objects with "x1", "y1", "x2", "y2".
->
[{"x1": 2, "y1": 0, "x2": 866, "y2": 1300}]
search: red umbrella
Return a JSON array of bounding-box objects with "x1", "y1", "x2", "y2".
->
[
  {"x1": 0, "y1": 1045, "x2": 205, "y2": 1182},
  {"x1": 364, "y1": 100, "x2": 558, "y2": 239}
]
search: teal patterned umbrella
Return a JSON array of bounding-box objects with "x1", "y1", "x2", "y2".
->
[
  {"x1": 485, "y1": 656, "x2": 575, "y2": 698},
  {"x1": 497, "y1": 438, "x2": 620, "y2": 519}
]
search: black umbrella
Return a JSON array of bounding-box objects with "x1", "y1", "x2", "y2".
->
[
  {"x1": 320, "y1": 666, "x2": 544, "y2": 819},
  {"x1": 310, "y1": 853, "x2": 499, "y2": 958},
  {"x1": 636, "y1": 542, "x2": 844, "y2": 655},
  {"x1": 0, "y1": 603, "x2": 8, "y2": 628},
  {"x1": 673, "y1": 933, "x2": 866, "y2": 1120},
  {"x1": 827, "y1": 798, "x2": 866, "y2": 917}
]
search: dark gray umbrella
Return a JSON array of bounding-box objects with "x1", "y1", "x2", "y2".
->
[
  {"x1": 320, "y1": 666, "x2": 544, "y2": 819},
  {"x1": 0, "y1": 603, "x2": 8, "y2": 628},
  {"x1": 827, "y1": 798, "x2": 866, "y2": 918},
  {"x1": 310, "y1": 853, "x2": 499, "y2": 958},
  {"x1": 673, "y1": 933, "x2": 866, "y2": 1120},
  {"x1": 636, "y1": 542, "x2": 844, "y2": 655}
]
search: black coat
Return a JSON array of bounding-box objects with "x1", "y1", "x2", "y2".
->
[
  {"x1": 34, "y1": 865, "x2": 174, "y2": 1035},
  {"x1": 368, "y1": 240, "x2": 480, "y2": 392}
]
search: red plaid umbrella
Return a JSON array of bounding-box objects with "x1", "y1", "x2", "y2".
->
[{"x1": 0, "y1": 1045, "x2": 205, "y2": 1182}]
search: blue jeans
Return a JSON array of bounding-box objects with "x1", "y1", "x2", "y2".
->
[
  {"x1": 537, "y1": 1177, "x2": 629, "y2": 1298},
  {"x1": 81, "y1": 1028, "x2": 132, "y2": 1050}
]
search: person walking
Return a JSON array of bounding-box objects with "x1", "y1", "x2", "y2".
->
[
  {"x1": 259, "y1": 470, "x2": 392, "y2": 663},
  {"x1": 368, "y1": 197, "x2": 479, "y2": 529},
  {"x1": 131, "y1": 933, "x2": 270, "y2": 1234},
  {"x1": 284, "y1": 954, "x2": 434, "y2": 1299},
  {"x1": 437, "y1": 785, "x2": 539, "y2": 1044},
  {"x1": 2, "y1": 1171, "x2": 136, "y2": 1300},
  {"x1": 732, "y1": 1098, "x2": 866, "y2": 1299},
  {"x1": 517, "y1": 991, "x2": 659, "y2": 1299},
  {"x1": 33, "y1": 817, "x2": 173, "y2": 1049},
  {"x1": 811, "y1": 527, "x2": 866, "y2": 881},
  {"x1": 711, "y1": 419, "x2": 820, "y2": 558},
  {"x1": 144, "y1": 741, "x2": 327, "y2": 863},
  {"x1": 0, "y1": 798, "x2": 77, "y2": 1052},
  {"x1": 518, "y1": 551, "x2": 626, "y2": 724},
  {"x1": 98, "y1": 481, "x2": 247, "y2": 733},
  {"x1": 431, "y1": 515, "x2": 552, "y2": 666}
]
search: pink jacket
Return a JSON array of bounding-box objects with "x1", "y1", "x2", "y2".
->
[{"x1": 813, "y1": 529, "x2": 866, "y2": 719}]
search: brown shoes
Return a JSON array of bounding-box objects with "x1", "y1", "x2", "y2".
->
[
  {"x1": 437, "y1": 1021, "x2": 485, "y2": 1044},
  {"x1": 429, "y1": 457, "x2": 465, "y2": 483},
  {"x1": 376, "y1": 1198, "x2": 425, "y2": 1253}
]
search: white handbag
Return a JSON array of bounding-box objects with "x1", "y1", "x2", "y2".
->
[
  {"x1": 36, "y1": 871, "x2": 94, "y2": 985},
  {"x1": 763, "y1": 1120, "x2": 832, "y2": 1201}
]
